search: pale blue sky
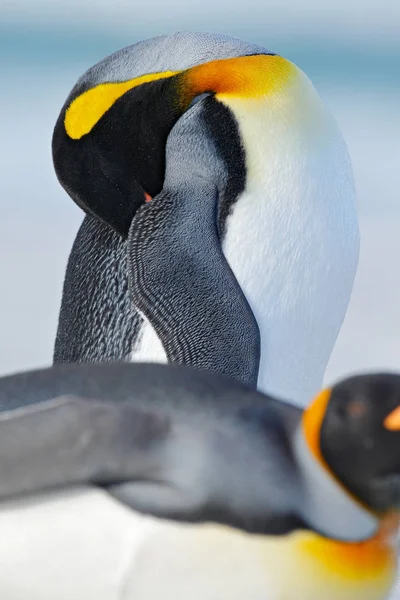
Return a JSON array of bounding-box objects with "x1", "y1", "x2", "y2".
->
[{"x1": 3, "y1": 0, "x2": 399, "y2": 42}]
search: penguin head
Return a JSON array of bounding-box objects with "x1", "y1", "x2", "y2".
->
[
  {"x1": 52, "y1": 32, "x2": 335, "y2": 240},
  {"x1": 52, "y1": 32, "x2": 274, "y2": 237},
  {"x1": 305, "y1": 374, "x2": 400, "y2": 515}
]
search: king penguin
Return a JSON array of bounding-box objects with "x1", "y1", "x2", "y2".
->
[
  {"x1": 0, "y1": 363, "x2": 398, "y2": 600},
  {"x1": 52, "y1": 32, "x2": 359, "y2": 407}
]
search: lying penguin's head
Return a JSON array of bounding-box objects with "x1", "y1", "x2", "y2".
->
[{"x1": 305, "y1": 374, "x2": 400, "y2": 515}]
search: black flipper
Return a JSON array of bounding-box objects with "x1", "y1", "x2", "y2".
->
[
  {"x1": 53, "y1": 216, "x2": 142, "y2": 364},
  {"x1": 128, "y1": 99, "x2": 260, "y2": 387}
]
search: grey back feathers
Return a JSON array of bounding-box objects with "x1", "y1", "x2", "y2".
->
[{"x1": 0, "y1": 362, "x2": 304, "y2": 535}]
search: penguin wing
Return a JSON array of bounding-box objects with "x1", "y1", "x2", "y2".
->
[
  {"x1": 128, "y1": 98, "x2": 260, "y2": 388},
  {"x1": 53, "y1": 215, "x2": 142, "y2": 364},
  {"x1": 0, "y1": 363, "x2": 303, "y2": 535},
  {"x1": 0, "y1": 389, "x2": 178, "y2": 503}
]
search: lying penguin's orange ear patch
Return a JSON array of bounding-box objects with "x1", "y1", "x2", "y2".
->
[
  {"x1": 303, "y1": 388, "x2": 331, "y2": 463},
  {"x1": 383, "y1": 406, "x2": 400, "y2": 431}
]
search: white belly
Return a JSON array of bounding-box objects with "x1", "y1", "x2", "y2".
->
[
  {"x1": 222, "y1": 66, "x2": 359, "y2": 407},
  {"x1": 131, "y1": 314, "x2": 167, "y2": 364},
  {"x1": 0, "y1": 489, "x2": 397, "y2": 600},
  {"x1": 0, "y1": 488, "x2": 275, "y2": 600}
]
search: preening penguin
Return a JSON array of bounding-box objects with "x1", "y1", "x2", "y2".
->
[
  {"x1": 53, "y1": 32, "x2": 359, "y2": 406},
  {"x1": 0, "y1": 363, "x2": 398, "y2": 600}
]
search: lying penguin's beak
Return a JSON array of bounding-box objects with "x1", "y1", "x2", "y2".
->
[{"x1": 384, "y1": 406, "x2": 400, "y2": 431}]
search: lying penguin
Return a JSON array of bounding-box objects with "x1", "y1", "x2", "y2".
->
[{"x1": 0, "y1": 362, "x2": 398, "y2": 600}]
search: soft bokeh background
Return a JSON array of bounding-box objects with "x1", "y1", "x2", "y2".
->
[{"x1": 1, "y1": 0, "x2": 399, "y2": 387}]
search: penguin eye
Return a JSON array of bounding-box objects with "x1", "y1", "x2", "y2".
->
[{"x1": 346, "y1": 399, "x2": 367, "y2": 420}]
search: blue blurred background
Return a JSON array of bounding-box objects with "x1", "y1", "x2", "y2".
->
[{"x1": 0, "y1": 0, "x2": 399, "y2": 385}]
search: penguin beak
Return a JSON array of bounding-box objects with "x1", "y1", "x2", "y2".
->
[{"x1": 383, "y1": 405, "x2": 400, "y2": 431}]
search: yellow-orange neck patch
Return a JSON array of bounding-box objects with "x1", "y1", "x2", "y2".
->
[
  {"x1": 64, "y1": 54, "x2": 296, "y2": 140},
  {"x1": 297, "y1": 512, "x2": 399, "y2": 583}
]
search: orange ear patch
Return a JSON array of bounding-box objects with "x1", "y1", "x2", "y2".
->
[
  {"x1": 182, "y1": 54, "x2": 295, "y2": 101},
  {"x1": 384, "y1": 406, "x2": 400, "y2": 431},
  {"x1": 302, "y1": 388, "x2": 332, "y2": 466}
]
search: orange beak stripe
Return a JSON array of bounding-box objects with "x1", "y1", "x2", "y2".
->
[{"x1": 384, "y1": 406, "x2": 400, "y2": 431}]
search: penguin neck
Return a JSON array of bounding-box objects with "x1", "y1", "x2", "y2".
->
[{"x1": 293, "y1": 424, "x2": 379, "y2": 542}]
